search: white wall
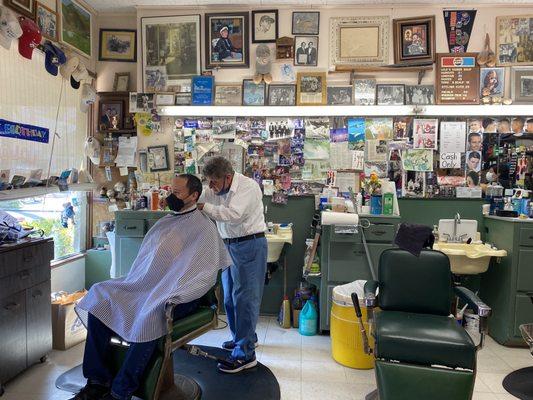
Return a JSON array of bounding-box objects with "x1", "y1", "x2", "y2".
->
[{"x1": 51, "y1": 257, "x2": 86, "y2": 293}]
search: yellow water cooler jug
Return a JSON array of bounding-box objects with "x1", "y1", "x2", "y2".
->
[{"x1": 330, "y1": 281, "x2": 375, "y2": 369}]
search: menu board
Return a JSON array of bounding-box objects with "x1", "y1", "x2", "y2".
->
[{"x1": 436, "y1": 53, "x2": 480, "y2": 104}]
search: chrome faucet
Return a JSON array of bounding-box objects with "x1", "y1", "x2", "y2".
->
[{"x1": 444, "y1": 213, "x2": 467, "y2": 243}]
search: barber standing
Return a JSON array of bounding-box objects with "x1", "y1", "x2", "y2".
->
[{"x1": 198, "y1": 156, "x2": 267, "y2": 373}]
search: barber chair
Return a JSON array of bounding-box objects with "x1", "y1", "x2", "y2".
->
[
  {"x1": 352, "y1": 249, "x2": 491, "y2": 400},
  {"x1": 107, "y1": 275, "x2": 221, "y2": 400}
]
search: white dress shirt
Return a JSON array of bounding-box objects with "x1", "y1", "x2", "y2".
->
[{"x1": 200, "y1": 172, "x2": 267, "y2": 239}]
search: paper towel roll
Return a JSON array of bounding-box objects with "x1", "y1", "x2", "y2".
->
[{"x1": 321, "y1": 212, "x2": 359, "y2": 226}]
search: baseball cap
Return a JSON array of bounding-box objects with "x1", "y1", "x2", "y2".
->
[
  {"x1": 0, "y1": 5, "x2": 22, "y2": 50},
  {"x1": 220, "y1": 26, "x2": 228, "y2": 34},
  {"x1": 60, "y1": 55, "x2": 80, "y2": 80},
  {"x1": 43, "y1": 41, "x2": 66, "y2": 76},
  {"x1": 18, "y1": 17, "x2": 42, "y2": 59},
  {"x1": 70, "y1": 62, "x2": 89, "y2": 89},
  {"x1": 80, "y1": 83, "x2": 96, "y2": 113}
]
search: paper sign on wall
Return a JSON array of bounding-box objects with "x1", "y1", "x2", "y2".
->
[
  {"x1": 352, "y1": 150, "x2": 365, "y2": 170},
  {"x1": 440, "y1": 152, "x2": 462, "y2": 169},
  {"x1": 440, "y1": 121, "x2": 466, "y2": 153}
]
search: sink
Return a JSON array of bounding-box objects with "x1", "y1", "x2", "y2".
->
[
  {"x1": 438, "y1": 218, "x2": 478, "y2": 243},
  {"x1": 433, "y1": 242, "x2": 507, "y2": 275},
  {"x1": 265, "y1": 227, "x2": 293, "y2": 263}
]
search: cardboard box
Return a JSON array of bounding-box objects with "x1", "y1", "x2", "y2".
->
[{"x1": 51, "y1": 290, "x2": 87, "y2": 350}]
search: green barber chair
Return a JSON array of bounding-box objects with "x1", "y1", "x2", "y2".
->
[
  {"x1": 107, "y1": 275, "x2": 221, "y2": 400},
  {"x1": 352, "y1": 249, "x2": 491, "y2": 400}
]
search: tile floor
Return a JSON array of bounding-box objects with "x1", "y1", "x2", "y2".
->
[{"x1": 2, "y1": 316, "x2": 531, "y2": 400}]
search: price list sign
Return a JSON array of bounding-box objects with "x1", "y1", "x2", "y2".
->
[{"x1": 436, "y1": 53, "x2": 480, "y2": 104}]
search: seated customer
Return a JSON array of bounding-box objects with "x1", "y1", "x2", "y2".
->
[{"x1": 71, "y1": 174, "x2": 231, "y2": 400}]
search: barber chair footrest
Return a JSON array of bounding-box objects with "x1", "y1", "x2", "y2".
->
[{"x1": 158, "y1": 374, "x2": 201, "y2": 400}]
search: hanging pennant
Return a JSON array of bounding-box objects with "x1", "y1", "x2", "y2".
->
[
  {"x1": 443, "y1": 10, "x2": 477, "y2": 53},
  {"x1": 0, "y1": 119, "x2": 49, "y2": 143}
]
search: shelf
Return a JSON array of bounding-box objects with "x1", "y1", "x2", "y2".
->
[
  {"x1": 158, "y1": 104, "x2": 533, "y2": 117},
  {"x1": 0, "y1": 183, "x2": 97, "y2": 202},
  {"x1": 333, "y1": 64, "x2": 433, "y2": 73}
]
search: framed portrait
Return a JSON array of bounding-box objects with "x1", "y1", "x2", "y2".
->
[
  {"x1": 292, "y1": 11, "x2": 320, "y2": 35},
  {"x1": 35, "y1": 2, "x2": 58, "y2": 41},
  {"x1": 205, "y1": 12, "x2": 250, "y2": 69},
  {"x1": 175, "y1": 93, "x2": 191, "y2": 106},
  {"x1": 242, "y1": 80, "x2": 266, "y2": 106},
  {"x1": 142, "y1": 15, "x2": 201, "y2": 92},
  {"x1": 148, "y1": 145, "x2": 170, "y2": 172},
  {"x1": 480, "y1": 67, "x2": 505, "y2": 98},
  {"x1": 496, "y1": 15, "x2": 533, "y2": 66},
  {"x1": 136, "y1": 93, "x2": 155, "y2": 111},
  {"x1": 155, "y1": 93, "x2": 175, "y2": 106},
  {"x1": 393, "y1": 16, "x2": 435, "y2": 65},
  {"x1": 405, "y1": 85, "x2": 434, "y2": 105},
  {"x1": 294, "y1": 36, "x2": 318, "y2": 66},
  {"x1": 113, "y1": 72, "x2": 130, "y2": 92},
  {"x1": 329, "y1": 16, "x2": 390, "y2": 67},
  {"x1": 268, "y1": 84, "x2": 296, "y2": 106},
  {"x1": 98, "y1": 101, "x2": 123, "y2": 131},
  {"x1": 252, "y1": 10, "x2": 278, "y2": 43},
  {"x1": 511, "y1": 67, "x2": 533, "y2": 104},
  {"x1": 327, "y1": 85, "x2": 353, "y2": 105},
  {"x1": 59, "y1": 0, "x2": 92, "y2": 58},
  {"x1": 215, "y1": 84, "x2": 243, "y2": 106},
  {"x1": 99, "y1": 29, "x2": 136, "y2": 62},
  {"x1": 296, "y1": 71, "x2": 327, "y2": 106},
  {"x1": 353, "y1": 79, "x2": 376, "y2": 105},
  {"x1": 376, "y1": 84, "x2": 405, "y2": 105},
  {"x1": 5, "y1": 0, "x2": 35, "y2": 19}
]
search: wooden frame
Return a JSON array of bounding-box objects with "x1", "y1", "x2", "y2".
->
[
  {"x1": 496, "y1": 15, "x2": 533, "y2": 66},
  {"x1": 327, "y1": 85, "x2": 354, "y2": 105},
  {"x1": 242, "y1": 79, "x2": 266, "y2": 106},
  {"x1": 59, "y1": 0, "x2": 92, "y2": 58},
  {"x1": 5, "y1": 0, "x2": 35, "y2": 19},
  {"x1": 268, "y1": 84, "x2": 296, "y2": 106},
  {"x1": 296, "y1": 71, "x2": 327, "y2": 106},
  {"x1": 141, "y1": 15, "x2": 201, "y2": 92},
  {"x1": 435, "y1": 53, "x2": 480, "y2": 105},
  {"x1": 251, "y1": 9, "x2": 278, "y2": 43},
  {"x1": 292, "y1": 11, "x2": 320, "y2": 35},
  {"x1": 205, "y1": 12, "x2": 250, "y2": 69},
  {"x1": 35, "y1": 2, "x2": 58, "y2": 41},
  {"x1": 147, "y1": 145, "x2": 170, "y2": 172},
  {"x1": 113, "y1": 72, "x2": 130, "y2": 92},
  {"x1": 98, "y1": 100, "x2": 123, "y2": 131},
  {"x1": 393, "y1": 15, "x2": 435, "y2": 65},
  {"x1": 99, "y1": 29, "x2": 137, "y2": 62},
  {"x1": 214, "y1": 84, "x2": 243, "y2": 106},
  {"x1": 376, "y1": 84, "x2": 405, "y2": 105},
  {"x1": 511, "y1": 66, "x2": 533, "y2": 104},
  {"x1": 329, "y1": 16, "x2": 390, "y2": 67}
]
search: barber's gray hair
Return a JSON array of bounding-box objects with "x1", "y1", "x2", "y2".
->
[{"x1": 203, "y1": 156, "x2": 234, "y2": 179}]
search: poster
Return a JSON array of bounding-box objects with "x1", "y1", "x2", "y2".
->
[
  {"x1": 330, "y1": 142, "x2": 354, "y2": 170},
  {"x1": 304, "y1": 139, "x2": 330, "y2": 160},
  {"x1": 304, "y1": 117, "x2": 330, "y2": 139},
  {"x1": 402, "y1": 171, "x2": 426, "y2": 198},
  {"x1": 366, "y1": 139, "x2": 389, "y2": 162},
  {"x1": 348, "y1": 117, "x2": 365, "y2": 150},
  {"x1": 440, "y1": 121, "x2": 466, "y2": 153},
  {"x1": 365, "y1": 118, "x2": 393, "y2": 140},
  {"x1": 352, "y1": 150, "x2": 365, "y2": 171},
  {"x1": 439, "y1": 152, "x2": 462, "y2": 169},
  {"x1": 402, "y1": 149, "x2": 434, "y2": 171},
  {"x1": 413, "y1": 119, "x2": 438, "y2": 150}
]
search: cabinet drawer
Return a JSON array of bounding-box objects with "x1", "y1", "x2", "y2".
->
[
  {"x1": 327, "y1": 242, "x2": 372, "y2": 282},
  {"x1": 517, "y1": 249, "x2": 533, "y2": 292},
  {"x1": 0, "y1": 291, "x2": 27, "y2": 383},
  {"x1": 514, "y1": 293, "x2": 533, "y2": 338},
  {"x1": 520, "y1": 228, "x2": 533, "y2": 247},
  {"x1": 363, "y1": 223, "x2": 397, "y2": 243},
  {"x1": 0, "y1": 241, "x2": 53, "y2": 279},
  {"x1": 329, "y1": 227, "x2": 361, "y2": 243},
  {"x1": 115, "y1": 219, "x2": 145, "y2": 237},
  {"x1": 0, "y1": 265, "x2": 50, "y2": 298},
  {"x1": 146, "y1": 219, "x2": 160, "y2": 233}
]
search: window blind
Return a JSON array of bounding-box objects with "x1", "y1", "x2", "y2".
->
[{"x1": 0, "y1": 44, "x2": 88, "y2": 178}]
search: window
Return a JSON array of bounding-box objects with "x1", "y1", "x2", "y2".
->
[{"x1": 0, "y1": 192, "x2": 87, "y2": 260}]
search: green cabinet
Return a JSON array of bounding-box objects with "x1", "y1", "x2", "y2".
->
[
  {"x1": 317, "y1": 215, "x2": 400, "y2": 333},
  {"x1": 480, "y1": 216, "x2": 533, "y2": 346}
]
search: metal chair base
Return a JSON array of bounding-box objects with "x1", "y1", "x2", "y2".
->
[
  {"x1": 159, "y1": 374, "x2": 201, "y2": 400},
  {"x1": 365, "y1": 389, "x2": 378, "y2": 400}
]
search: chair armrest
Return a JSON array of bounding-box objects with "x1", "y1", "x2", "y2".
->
[
  {"x1": 454, "y1": 286, "x2": 491, "y2": 317},
  {"x1": 364, "y1": 280, "x2": 379, "y2": 308}
]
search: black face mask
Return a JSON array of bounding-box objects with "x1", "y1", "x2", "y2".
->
[{"x1": 166, "y1": 193, "x2": 185, "y2": 212}]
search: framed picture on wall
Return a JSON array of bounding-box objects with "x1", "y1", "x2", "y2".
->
[
  {"x1": 205, "y1": 12, "x2": 250, "y2": 69},
  {"x1": 214, "y1": 84, "x2": 243, "y2": 106},
  {"x1": 142, "y1": 15, "x2": 201, "y2": 92},
  {"x1": 98, "y1": 100, "x2": 123, "y2": 131},
  {"x1": 480, "y1": 67, "x2": 505, "y2": 98},
  {"x1": 376, "y1": 84, "x2": 405, "y2": 105},
  {"x1": 511, "y1": 67, "x2": 533, "y2": 104},
  {"x1": 294, "y1": 36, "x2": 318, "y2": 66},
  {"x1": 296, "y1": 71, "x2": 327, "y2": 105},
  {"x1": 329, "y1": 16, "x2": 390, "y2": 67},
  {"x1": 148, "y1": 145, "x2": 170, "y2": 172},
  {"x1": 393, "y1": 16, "x2": 435, "y2": 65},
  {"x1": 327, "y1": 85, "x2": 353, "y2": 105},
  {"x1": 252, "y1": 9, "x2": 278, "y2": 43},
  {"x1": 242, "y1": 79, "x2": 266, "y2": 106},
  {"x1": 292, "y1": 11, "x2": 320, "y2": 35},
  {"x1": 268, "y1": 84, "x2": 296, "y2": 106},
  {"x1": 99, "y1": 29, "x2": 137, "y2": 62},
  {"x1": 35, "y1": 2, "x2": 58, "y2": 41},
  {"x1": 59, "y1": 0, "x2": 92, "y2": 58},
  {"x1": 496, "y1": 15, "x2": 533, "y2": 66},
  {"x1": 5, "y1": 0, "x2": 35, "y2": 20},
  {"x1": 113, "y1": 72, "x2": 130, "y2": 91}
]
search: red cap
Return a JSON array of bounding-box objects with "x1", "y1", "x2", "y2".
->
[{"x1": 18, "y1": 17, "x2": 42, "y2": 59}]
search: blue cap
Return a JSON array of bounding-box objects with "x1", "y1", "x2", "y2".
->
[{"x1": 43, "y1": 41, "x2": 66, "y2": 76}]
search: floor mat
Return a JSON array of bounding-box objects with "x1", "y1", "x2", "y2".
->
[
  {"x1": 55, "y1": 345, "x2": 280, "y2": 400},
  {"x1": 503, "y1": 367, "x2": 533, "y2": 400}
]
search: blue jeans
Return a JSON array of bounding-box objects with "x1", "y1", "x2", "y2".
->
[
  {"x1": 223, "y1": 236, "x2": 268, "y2": 360},
  {"x1": 83, "y1": 300, "x2": 199, "y2": 400}
]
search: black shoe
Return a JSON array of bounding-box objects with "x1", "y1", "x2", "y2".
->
[
  {"x1": 68, "y1": 384, "x2": 109, "y2": 400},
  {"x1": 221, "y1": 340, "x2": 259, "y2": 351},
  {"x1": 217, "y1": 354, "x2": 258, "y2": 374}
]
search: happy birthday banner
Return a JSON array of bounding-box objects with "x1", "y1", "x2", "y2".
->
[{"x1": 0, "y1": 119, "x2": 49, "y2": 143}]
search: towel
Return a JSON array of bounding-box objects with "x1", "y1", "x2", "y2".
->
[{"x1": 394, "y1": 223, "x2": 434, "y2": 257}]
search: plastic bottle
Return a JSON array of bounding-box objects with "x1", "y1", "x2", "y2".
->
[
  {"x1": 356, "y1": 192, "x2": 363, "y2": 214},
  {"x1": 299, "y1": 297, "x2": 318, "y2": 336}
]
